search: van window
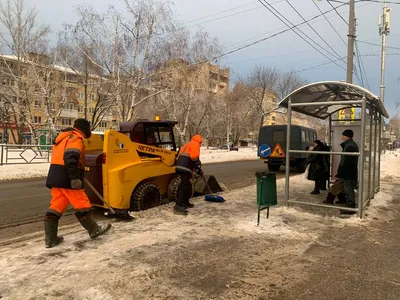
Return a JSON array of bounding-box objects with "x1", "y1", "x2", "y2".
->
[
  {"x1": 272, "y1": 130, "x2": 284, "y2": 142},
  {"x1": 306, "y1": 130, "x2": 311, "y2": 143},
  {"x1": 301, "y1": 130, "x2": 306, "y2": 142}
]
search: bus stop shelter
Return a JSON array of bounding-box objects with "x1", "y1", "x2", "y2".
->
[{"x1": 278, "y1": 81, "x2": 389, "y2": 217}]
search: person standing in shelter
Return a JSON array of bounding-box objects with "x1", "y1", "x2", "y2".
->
[
  {"x1": 306, "y1": 140, "x2": 326, "y2": 194},
  {"x1": 320, "y1": 141, "x2": 331, "y2": 191},
  {"x1": 336, "y1": 129, "x2": 359, "y2": 212},
  {"x1": 43, "y1": 118, "x2": 111, "y2": 248},
  {"x1": 175, "y1": 134, "x2": 203, "y2": 215}
]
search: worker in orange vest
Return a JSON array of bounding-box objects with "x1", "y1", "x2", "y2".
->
[
  {"x1": 43, "y1": 118, "x2": 111, "y2": 248},
  {"x1": 175, "y1": 134, "x2": 203, "y2": 214}
]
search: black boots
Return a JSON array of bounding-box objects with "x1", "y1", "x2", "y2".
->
[
  {"x1": 174, "y1": 205, "x2": 188, "y2": 215},
  {"x1": 184, "y1": 201, "x2": 194, "y2": 208},
  {"x1": 44, "y1": 214, "x2": 64, "y2": 248},
  {"x1": 76, "y1": 211, "x2": 112, "y2": 239}
]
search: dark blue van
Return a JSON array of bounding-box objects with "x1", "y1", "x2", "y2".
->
[{"x1": 258, "y1": 125, "x2": 317, "y2": 173}]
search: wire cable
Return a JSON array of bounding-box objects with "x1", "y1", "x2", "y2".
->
[
  {"x1": 327, "y1": 1, "x2": 349, "y2": 25},
  {"x1": 286, "y1": 0, "x2": 344, "y2": 61},
  {"x1": 357, "y1": 40, "x2": 400, "y2": 51},
  {"x1": 355, "y1": 41, "x2": 370, "y2": 89},
  {"x1": 312, "y1": 0, "x2": 348, "y2": 46},
  {"x1": 257, "y1": 0, "x2": 346, "y2": 70}
]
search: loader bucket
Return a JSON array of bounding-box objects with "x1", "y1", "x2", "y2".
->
[{"x1": 193, "y1": 175, "x2": 223, "y2": 195}]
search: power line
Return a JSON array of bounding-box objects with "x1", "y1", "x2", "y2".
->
[
  {"x1": 184, "y1": 0, "x2": 285, "y2": 28},
  {"x1": 286, "y1": 0, "x2": 344, "y2": 61},
  {"x1": 357, "y1": 0, "x2": 400, "y2": 4},
  {"x1": 357, "y1": 39, "x2": 400, "y2": 50},
  {"x1": 292, "y1": 51, "x2": 400, "y2": 74},
  {"x1": 355, "y1": 41, "x2": 370, "y2": 89},
  {"x1": 147, "y1": 4, "x2": 350, "y2": 79},
  {"x1": 328, "y1": 0, "x2": 349, "y2": 25},
  {"x1": 182, "y1": 1, "x2": 260, "y2": 24},
  {"x1": 223, "y1": 0, "x2": 371, "y2": 51},
  {"x1": 224, "y1": 49, "x2": 312, "y2": 65},
  {"x1": 257, "y1": 0, "x2": 346, "y2": 70},
  {"x1": 312, "y1": 0, "x2": 348, "y2": 46}
]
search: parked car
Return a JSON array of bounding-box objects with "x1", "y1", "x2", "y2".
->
[{"x1": 219, "y1": 144, "x2": 239, "y2": 151}]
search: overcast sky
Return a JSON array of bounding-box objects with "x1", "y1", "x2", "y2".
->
[{"x1": 33, "y1": 0, "x2": 400, "y2": 117}]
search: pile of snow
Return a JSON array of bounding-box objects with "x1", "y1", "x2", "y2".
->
[
  {"x1": 200, "y1": 147, "x2": 258, "y2": 164},
  {"x1": 0, "y1": 148, "x2": 399, "y2": 298},
  {"x1": 0, "y1": 147, "x2": 258, "y2": 181}
]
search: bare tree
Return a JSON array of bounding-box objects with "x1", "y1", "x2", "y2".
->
[
  {"x1": 0, "y1": 0, "x2": 50, "y2": 143},
  {"x1": 239, "y1": 66, "x2": 279, "y2": 128},
  {"x1": 68, "y1": 0, "x2": 177, "y2": 122}
]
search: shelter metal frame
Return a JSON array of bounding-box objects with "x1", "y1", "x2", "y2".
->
[{"x1": 278, "y1": 81, "x2": 389, "y2": 218}]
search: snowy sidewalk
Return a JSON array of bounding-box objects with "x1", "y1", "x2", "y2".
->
[
  {"x1": 0, "y1": 151, "x2": 398, "y2": 299},
  {"x1": 0, "y1": 147, "x2": 258, "y2": 181}
]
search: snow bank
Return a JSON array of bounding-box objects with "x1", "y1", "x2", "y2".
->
[
  {"x1": 0, "y1": 147, "x2": 258, "y2": 181},
  {"x1": 0, "y1": 148, "x2": 399, "y2": 299}
]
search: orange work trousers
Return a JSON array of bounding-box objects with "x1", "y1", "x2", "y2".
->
[{"x1": 49, "y1": 188, "x2": 92, "y2": 214}]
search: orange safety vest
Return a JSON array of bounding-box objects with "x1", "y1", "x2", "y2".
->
[
  {"x1": 46, "y1": 128, "x2": 86, "y2": 189},
  {"x1": 176, "y1": 135, "x2": 202, "y2": 173}
]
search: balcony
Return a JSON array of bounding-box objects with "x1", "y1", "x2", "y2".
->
[{"x1": 59, "y1": 109, "x2": 78, "y2": 118}]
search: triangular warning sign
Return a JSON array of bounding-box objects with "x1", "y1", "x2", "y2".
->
[{"x1": 270, "y1": 143, "x2": 285, "y2": 158}]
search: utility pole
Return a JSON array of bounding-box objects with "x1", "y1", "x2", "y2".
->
[
  {"x1": 346, "y1": 0, "x2": 356, "y2": 84},
  {"x1": 379, "y1": 0, "x2": 391, "y2": 104}
]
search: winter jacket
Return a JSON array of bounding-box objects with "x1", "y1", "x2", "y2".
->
[
  {"x1": 307, "y1": 144, "x2": 326, "y2": 181},
  {"x1": 46, "y1": 128, "x2": 86, "y2": 189},
  {"x1": 176, "y1": 135, "x2": 202, "y2": 174},
  {"x1": 336, "y1": 139, "x2": 359, "y2": 180},
  {"x1": 322, "y1": 143, "x2": 331, "y2": 181}
]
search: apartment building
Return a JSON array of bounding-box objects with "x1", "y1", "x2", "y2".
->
[{"x1": 0, "y1": 54, "x2": 118, "y2": 143}]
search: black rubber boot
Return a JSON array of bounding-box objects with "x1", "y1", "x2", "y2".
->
[
  {"x1": 76, "y1": 212, "x2": 112, "y2": 239},
  {"x1": 44, "y1": 215, "x2": 64, "y2": 248},
  {"x1": 184, "y1": 201, "x2": 194, "y2": 208},
  {"x1": 174, "y1": 205, "x2": 188, "y2": 215},
  {"x1": 323, "y1": 192, "x2": 335, "y2": 204}
]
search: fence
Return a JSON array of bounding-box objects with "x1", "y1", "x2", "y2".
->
[{"x1": 0, "y1": 144, "x2": 52, "y2": 165}]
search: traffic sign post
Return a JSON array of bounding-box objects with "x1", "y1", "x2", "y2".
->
[
  {"x1": 270, "y1": 143, "x2": 285, "y2": 158},
  {"x1": 258, "y1": 144, "x2": 271, "y2": 157}
]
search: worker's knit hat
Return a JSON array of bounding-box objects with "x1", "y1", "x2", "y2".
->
[
  {"x1": 342, "y1": 129, "x2": 354, "y2": 138},
  {"x1": 74, "y1": 118, "x2": 91, "y2": 138}
]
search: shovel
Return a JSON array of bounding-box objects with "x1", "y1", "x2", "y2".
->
[
  {"x1": 83, "y1": 177, "x2": 116, "y2": 215},
  {"x1": 201, "y1": 174, "x2": 225, "y2": 202}
]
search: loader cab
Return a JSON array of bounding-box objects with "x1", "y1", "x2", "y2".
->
[{"x1": 119, "y1": 120, "x2": 178, "y2": 151}]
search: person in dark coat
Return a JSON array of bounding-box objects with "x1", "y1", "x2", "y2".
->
[
  {"x1": 336, "y1": 129, "x2": 359, "y2": 211},
  {"x1": 307, "y1": 140, "x2": 326, "y2": 194},
  {"x1": 320, "y1": 142, "x2": 331, "y2": 190}
]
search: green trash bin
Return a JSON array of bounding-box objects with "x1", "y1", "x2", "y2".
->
[{"x1": 255, "y1": 171, "x2": 277, "y2": 224}]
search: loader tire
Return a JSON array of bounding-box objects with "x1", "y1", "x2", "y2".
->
[
  {"x1": 131, "y1": 182, "x2": 161, "y2": 211},
  {"x1": 167, "y1": 175, "x2": 194, "y2": 203}
]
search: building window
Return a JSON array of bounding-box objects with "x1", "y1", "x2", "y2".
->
[
  {"x1": 61, "y1": 118, "x2": 72, "y2": 126},
  {"x1": 99, "y1": 121, "x2": 107, "y2": 128},
  {"x1": 34, "y1": 100, "x2": 42, "y2": 108},
  {"x1": 67, "y1": 103, "x2": 74, "y2": 110},
  {"x1": 34, "y1": 116, "x2": 42, "y2": 123},
  {"x1": 78, "y1": 92, "x2": 84, "y2": 99},
  {"x1": 50, "y1": 102, "x2": 56, "y2": 111},
  {"x1": 2, "y1": 78, "x2": 15, "y2": 86},
  {"x1": 89, "y1": 107, "x2": 95, "y2": 114},
  {"x1": 78, "y1": 105, "x2": 83, "y2": 113},
  {"x1": 89, "y1": 94, "x2": 95, "y2": 101},
  {"x1": 67, "y1": 74, "x2": 77, "y2": 83}
]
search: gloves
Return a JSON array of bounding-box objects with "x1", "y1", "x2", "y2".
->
[
  {"x1": 195, "y1": 168, "x2": 204, "y2": 176},
  {"x1": 71, "y1": 179, "x2": 83, "y2": 190}
]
